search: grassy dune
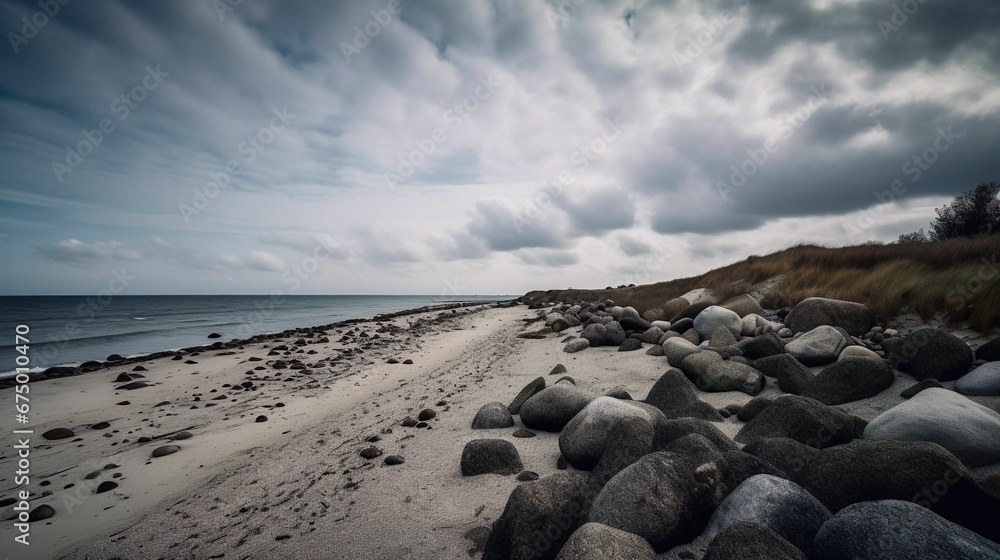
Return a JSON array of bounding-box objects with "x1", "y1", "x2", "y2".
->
[{"x1": 523, "y1": 234, "x2": 1000, "y2": 331}]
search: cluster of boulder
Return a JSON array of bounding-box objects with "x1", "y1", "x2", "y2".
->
[{"x1": 462, "y1": 294, "x2": 1000, "y2": 559}]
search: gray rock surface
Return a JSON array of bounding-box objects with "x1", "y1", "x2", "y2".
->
[
  {"x1": 784, "y1": 325, "x2": 848, "y2": 366},
  {"x1": 955, "y1": 361, "x2": 1000, "y2": 396},
  {"x1": 889, "y1": 328, "x2": 974, "y2": 381},
  {"x1": 693, "y1": 306, "x2": 742, "y2": 341},
  {"x1": 559, "y1": 397, "x2": 666, "y2": 470},
  {"x1": 520, "y1": 385, "x2": 597, "y2": 432},
  {"x1": 812, "y1": 500, "x2": 1000, "y2": 560},
  {"x1": 784, "y1": 297, "x2": 876, "y2": 336},
  {"x1": 554, "y1": 522, "x2": 655, "y2": 560},
  {"x1": 473, "y1": 402, "x2": 516, "y2": 429},
  {"x1": 802, "y1": 357, "x2": 894, "y2": 405},
  {"x1": 461, "y1": 439, "x2": 523, "y2": 476},
  {"x1": 643, "y1": 369, "x2": 723, "y2": 421},
  {"x1": 863, "y1": 388, "x2": 1000, "y2": 468}
]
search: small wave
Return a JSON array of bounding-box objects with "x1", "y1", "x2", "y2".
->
[{"x1": 132, "y1": 317, "x2": 147, "y2": 320}]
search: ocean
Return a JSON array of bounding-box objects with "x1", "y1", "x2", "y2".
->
[{"x1": 0, "y1": 295, "x2": 507, "y2": 377}]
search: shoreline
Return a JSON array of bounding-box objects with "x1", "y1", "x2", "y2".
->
[
  {"x1": 1, "y1": 300, "x2": 527, "y2": 559},
  {"x1": 0, "y1": 299, "x2": 518, "y2": 386}
]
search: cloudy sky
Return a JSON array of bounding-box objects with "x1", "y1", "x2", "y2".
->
[{"x1": 1, "y1": 0, "x2": 998, "y2": 296}]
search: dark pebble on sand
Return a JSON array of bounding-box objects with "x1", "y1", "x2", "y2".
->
[
  {"x1": 0, "y1": 498, "x2": 15, "y2": 507},
  {"x1": 91, "y1": 422, "x2": 111, "y2": 430},
  {"x1": 28, "y1": 505, "x2": 55, "y2": 522},
  {"x1": 96, "y1": 481, "x2": 118, "y2": 494},
  {"x1": 132, "y1": 365, "x2": 147, "y2": 371},
  {"x1": 275, "y1": 402, "x2": 285, "y2": 408},
  {"x1": 184, "y1": 360, "x2": 198, "y2": 364},
  {"x1": 115, "y1": 373, "x2": 132, "y2": 382},
  {"x1": 417, "y1": 409, "x2": 436, "y2": 421},
  {"x1": 171, "y1": 432, "x2": 193, "y2": 440},
  {"x1": 403, "y1": 359, "x2": 414, "y2": 364},
  {"x1": 401, "y1": 417, "x2": 418, "y2": 427},
  {"x1": 512, "y1": 430, "x2": 536, "y2": 438},
  {"x1": 256, "y1": 415, "x2": 268, "y2": 423},
  {"x1": 117, "y1": 381, "x2": 150, "y2": 390},
  {"x1": 387, "y1": 358, "x2": 400, "y2": 364},
  {"x1": 116, "y1": 401, "x2": 131, "y2": 406},
  {"x1": 207, "y1": 332, "x2": 222, "y2": 338},
  {"x1": 42, "y1": 428, "x2": 75, "y2": 440},
  {"x1": 40, "y1": 480, "x2": 50, "y2": 487},
  {"x1": 516, "y1": 471, "x2": 540, "y2": 482},
  {"x1": 151, "y1": 445, "x2": 180, "y2": 458},
  {"x1": 172, "y1": 355, "x2": 182, "y2": 361},
  {"x1": 384, "y1": 455, "x2": 405, "y2": 465},
  {"x1": 360, "y1": 447, "x2": 382, "y2": 459},
  {"x1": 415, "y1": 421, "x2": 428, "y2": 428},
  {"x1": 104, "y1": 464, "x2": 119, "y2": 469}
]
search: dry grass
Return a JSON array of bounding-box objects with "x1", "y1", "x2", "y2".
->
[{"x1": 522, "y1": 234, "x2": 1000, "y2": 331}]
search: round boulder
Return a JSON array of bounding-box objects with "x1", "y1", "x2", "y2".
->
[
  {"x1": 559, "y1": 397, "x2": 666, "y2": 470},
  {"x1": 889, "y1": 328, "x2": 973, "y2": 381},
  {"x1": 460, "y1": 439, "x2": 523, "y2": 476},
  {"x1": 472, "y1": 402, "x2": 515, "y2": 429},
  {"x1": 812, "y1": 499, "x2": 1000, "y2": 560},
  {"x1": 955, "y1": 362, "x2": 1000, "y2": 396},
  {"x1": 519, "y1": 385, "x2": 596, "y2": 432},
  {"x1": 702, "y1": 474, "x2": 831, "y2": 553},
  {"x1": 555, "y1": 522, "x2": 655, "y2": 560},
  {"x1": 784, "y1": 326, "x2": 848, "y2": 366},
  {"x1": 784, "y1": 297, "x2": 876, "y2": 336},
  {"x1": 802, "y1": 357, "x2": 894, "y2": 405},
  {"x1": 693, "y1": 306, "x2": 742, "y2": 341},
  {"x1": 863, "y1": 388, "x2": 1000, "y2": 468}
]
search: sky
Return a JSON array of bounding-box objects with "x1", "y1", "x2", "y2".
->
[{"x1": 1, "y1": 0, "x2": 999, "y2": 296}]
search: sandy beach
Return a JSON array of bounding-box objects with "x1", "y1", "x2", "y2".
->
[{"x1": 3, "y1": 296, "x2": 1000, "y2": 560}]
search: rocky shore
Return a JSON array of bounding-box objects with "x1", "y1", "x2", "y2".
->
[
  {"x1": 3, "y1": 293, "x2": 999, "y2": 559},
  {"x1": 467, "y1": 292, "x2": 1000, "y2": 559}
]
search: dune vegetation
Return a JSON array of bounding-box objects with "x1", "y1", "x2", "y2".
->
[{"x1": 523, "y1": 234, "x2": 1000, "y2": 331}]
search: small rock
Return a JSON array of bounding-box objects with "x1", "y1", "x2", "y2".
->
[
  {"x1": 42, "y1": 428, "x2": 75, "y2": 440},
  {"x1": 384, "y1": 455, "x2": 404, "y2": 465},
  {"x1": 516, "y1": 470, "x2": 540, "y2": 482},
  {"x1": 255, "y1": 415, "x2": 268, "y2": 423},
  {"x1": 151, "y1": 445, "x2": 180, "y2": 458},
  {"x1": 360, "y1": 447, "x2": 382, "y2": 459},
  {"x1": 472, "y1": 402, "x2": 515, "y2": 429},
  {"x1": 461, "y1": 439, "x2": 523, "y2": 476},
  {"x1": 417, "y1": 408, "x2": 436, "y2": 421},
  {"x1": 96, "y1": 481, "x2": 118, "y2": 494},
  {"x1": 512, "y1": 430, "x2": 536, "y2": 438},
  {"x1": 28, "y1": 505, "x2": 56, "y2": 522}
]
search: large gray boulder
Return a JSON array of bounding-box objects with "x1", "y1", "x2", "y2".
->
[
  {"x1": 863, "y1": 388, "x2": 1000, "y2": 468},
  {"x1": 520, "y1": 385, "x2": 597, "y2": 432},
  {"x1": 663, "y1": 337, "x2": 700, "y2": 367},
  {"x1": 784, "y1": 326, "x2": 848, "y2": 366},
  {"x1": 483, "y1": 473, "x2": 594, "y2": 560},
  {"x1": 589, "y1": 451, "x2": 726, "y2": 552},
  {"x1": 955, "y1": 361, "x2": 1000, "y2": 396},
  {"x1": 473, "y1": 402, "x2": 516, "y2": 429},
  {"x1": 703, "y1": 521, "x2": 806, "y2": 560},
  {"x1": 639, "y1": 327, "x2": 664, "y2": 345},
  {"x1": 461, "y1": 439, "x2": 523, "y2": 476},
  {"x1": 735, "y1": 395, "x2": 863, "y2": 447},
  {"x1": 802, "y1": 357, "x2": 894, "y2": 405},
  {"x1": 752, "y1": 353, "x2": 814, "y2": 395},
  {"x1": 702, "y1": 474, "x2": 831, "y2": 553},
  {"x1": 555, "y1": 522, "x2": 655, "y2": 560},
  {"x1": 700, "y1": 361, "x2": 766, "y2": 395},
  {"x1": 812, "y1": 500, "x2": 1000, "y2": 560},
  {"x1": 719, "y1": 294, "x2": 765, "y2": 318},
  {"x1": 559, "y1": 397, "x2": 666, "y2": 470},
  {"x1": 888, "y1": 328, "x2": 974, "y2": 381},
  {"x1": 642, "y1": 369, "x2": 724, "y2": 422},
  {"x1": 508, "y1": 376, "x2": 545, "y2": 415},
  {"x1": 693, "y1": 306, "x2": 742, "y2": 341},
  {"x1": 564, "y1": 338, "x2": 590, "y2": 353},
  {"x1": 784, "y1": 297, "x2": 876, "y2": 336}
]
